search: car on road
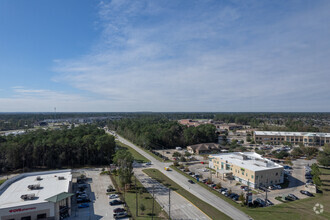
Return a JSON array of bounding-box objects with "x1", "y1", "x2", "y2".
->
[
  {"x1": 164, "y1": 167, "x2": 171, "y2": 171},
  {"x1": 110, "y1": 200, "x2": 124, "y2": 206},
  {"x1": 146, "y1": 162, "x2": 152, "y2": 165},
  {"x1": 273, "y1": 184, "x2": 281, "y2": 189},
  {"x1": 300, "y1": 190, "x2": 314, "y2": 197},
  {"x1": 114, "y1": 212, "x2": 128, "y2": 219},
  {"x1": 113, "y1": 208, "x2": 126, "y2": 213},
  {"x1": 109, "y1": 194, "x2": 119, "y2": 199},
  {"x1": 78, "y1": 203, "x2": 90, "y2": 208},
  {"x1": 268, "y1": 185, "x2": 275, "y2": 190},
  {"x1": 188, "y1": 180, "x2": 194, "y2": 184}
]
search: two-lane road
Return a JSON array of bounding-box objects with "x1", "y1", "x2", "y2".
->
[{"x1": 108, "y1": 131, "x2": 251, "y2": 220}]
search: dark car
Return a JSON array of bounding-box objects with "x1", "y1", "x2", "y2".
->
[
  {"x1": 254, "y1": 198, "x2": 266, "y2": 207},
  {"x1": 113, "y1": 212, "x2": 128, "y2": 219},
  {"x1": 285, "y1": 195, "x2": 295, "y2": 201},
  {"x1": 77, "y1": 198, "x2": 90, "y2": 203},
  {"x1": 240, "y1": 185, "x2": 247, "y2": 189},
  {"x1": 210, "y1": 184, "x2": 216, "y2": 188},
  {"x1": 220, "y1": 188, "x2": 228, "y2": 192},
  {"x1": 113, "y1": 208, "x2": 126, "y2": 213},
  {"x1": 110, "y1": 200, "x2": 124, "y2": 206},
  {"x1": 232, "y1": 195, "x2": 239, "y2": 201},
  {"x1": 107, "y1": 188, "x2": 116, "y2": 192},
  {"x1": 265, "y1": 199, "x2": 274, "y2": 206},
  {"x1": 288, "y1": 194, "x2": 299, "y2": 200},
  {"x1": 300, "y1": 190, "x2": 313, "y2": 197},
  {"x1": 305, "y1": 175, "x2": 312, "y2": 179},
  {"x1": 188, "y1": 180, "x2": 194, "y2": 184}
]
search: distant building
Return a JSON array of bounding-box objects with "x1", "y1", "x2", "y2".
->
[
  {"x1": 254, "y1": 131, "x2": 330, "y2": 146},
  {"x1": 187, "y1": 143, "x2": 221, "y2": 154},
  {"x1": 218, "y1": 123, "x2": 243, "y2": 130},
  {"x1": 209, "y1": 152, "x2": 284, "y2": 188}
]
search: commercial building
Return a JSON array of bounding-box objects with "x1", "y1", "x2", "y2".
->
[
  {"x1": 187, "y1": 143, "x2": 222, "y2": 154},
  {"x1": 254, "y1": 131, "x2": 330, "y2": 146},
  {"x1": 209, "y1": 152, "x2": 284, "y2": 188},
  {"x1": 0, "y1": 170, "x2": 72, "y2": 220}
]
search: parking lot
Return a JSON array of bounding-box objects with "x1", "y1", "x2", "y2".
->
[
  {"x1": 69, "y1": 168, "x2": 128, "y2": 220},
  {"x1": 183, "y1": 158, "x2": 317, "y2": 206}
]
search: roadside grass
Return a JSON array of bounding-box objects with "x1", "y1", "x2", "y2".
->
[
  {"x1": 110, "y1": 173, "x2": 167, "y2": 219},
  {"x1": 170, "y1": 165, "x2": 330, "y2": 220},
  {"x1": 116, "y1": 141, "x2": 150, "y2": 163},
  {"x1": 0, "y1": 179, "x2": 6, "y2": 185},
  {"x1": 143, "y1": 168, "x2": 231, "y2": 220}
]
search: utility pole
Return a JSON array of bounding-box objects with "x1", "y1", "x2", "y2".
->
[
  {"x1": 135, "y1": 177, "x2": 138, "y2": 217},
  {"x1": 152, "y1": 185, "x2": 155, "y2": 220},
  {"x1": 168, "y1": 188, "x2": 171, "y2": 219}
]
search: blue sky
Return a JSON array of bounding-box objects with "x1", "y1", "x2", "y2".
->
[{"x1": 1, "y1": 0, "x2": 330, "y2": 112}]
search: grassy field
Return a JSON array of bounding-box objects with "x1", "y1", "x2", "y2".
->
[
  {"x1": 0, "y1": 179, "x2": 6, "y2": 185},
  {"x1": 171, "y1": 165, "x2": 330, "y2": 220},
  {"x1": 116, "y1": 141, "x2": 150, "y2": 163},
  {"x1": 143, "y1": 168, "x2": 231, "y2": 220},
  {"x1": 111, "y1": 174, "x2": 167, "y2": 219}
]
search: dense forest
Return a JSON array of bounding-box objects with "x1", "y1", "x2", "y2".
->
[
  {"x1": 108, "y1": 117, "x2": 218, "y2": 149},
  {"x1": 0, "y1": 125, "x2": 115, "y2": 173}
]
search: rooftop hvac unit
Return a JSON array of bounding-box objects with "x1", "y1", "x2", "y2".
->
[
  {"x1": 21, "y1": 194, "x2": 35, "y2": 200},
  {"x1": 58, "y1": 176, "x2": 65, "y2": 180},
  {"x1": 28, "y1": 184, "x2": 41, "y2": 190},
  {"x1": 36, "y1": 176, "x2": 42, "y2": 181}
]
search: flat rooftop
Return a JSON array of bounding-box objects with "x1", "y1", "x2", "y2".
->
[
  {"x1": 254, "y1": 131, "x2": 330, "y2": 138},
  {"x1": 210, "y1": 152, "x2": 283, "y2": 172},
  {"x1": 0, "y1": 171, "x2": 72, "y2": 209}
]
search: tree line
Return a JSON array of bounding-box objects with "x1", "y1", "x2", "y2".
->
[
  {"x1": 108, "y1": 117, "x2": 218, "y2": 149},
  {"x1": 0, "y1": 125, "x2": 116, "y2": 173}
]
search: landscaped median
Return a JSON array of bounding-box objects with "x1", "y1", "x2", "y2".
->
[
  {"x1": 143, "y1": 168, "x2": 231, "y2": 220},
  {"x1": 116, "y1": 141, "x2": 150, "y2": 163},
  {"x1": 109, "y1": 172, "x2": 168, "y2": 220}
]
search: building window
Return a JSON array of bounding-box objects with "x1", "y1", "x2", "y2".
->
[
  {"x1": 255, "y1": 176, "x2": 258, "y2": 179},
  {"x1": 242, "y1": 172, "x2": 244, "y2": 175},
  {"x1": 37, "y1": 214, "x2": 47, "y2": 219},
  {"x1": 251, "y1": 175, "x2": 254, "y2": 179},
  {"x1": 246, "y1": 173, "x2": 248, "y2": 176},
  {"x1": 276, "y1": 172, "x2": 278, "y2": 176},
  {"x1": 21, "y1": 217, "x2": 31, "y2": 220}
]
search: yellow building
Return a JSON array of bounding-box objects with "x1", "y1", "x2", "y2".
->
[
  {"x1": 254, "y1": 131, "x2": 330, "y2": 146},
  {"x1": 209, "y1": 152, "x2": 284, "y2": 188}
]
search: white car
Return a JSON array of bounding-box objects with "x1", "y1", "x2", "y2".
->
[
  {"x1": 109, "y1": 194, "x2": 119, "y2": 199},
  {"x1": 274, "y1": 184, "x2": 281, "y2": 189}
]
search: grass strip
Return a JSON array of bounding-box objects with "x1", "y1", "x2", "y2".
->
[
  {"x1": 116, "y1": 141, "x2": 150, "y2": 163},
  {"x1": 143, "y1": 168, "x2": 231, "y2": 220},
  {"x1": 0, "y1": 179, "x2": 6, "y2": 185},
  {"x1": 110, "y1": 173, "x2": 167, "y2": 219}
]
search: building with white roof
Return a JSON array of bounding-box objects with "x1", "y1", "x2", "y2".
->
[
  {"x1": 254, "y1": 131, "x2": 330, "y2": 146},
  {"x1": 0, "y1": 170, "x2": 72, "y2": 220},
  {"x1": 209, "y1": 152, "x2": 284, "y2": 188}
]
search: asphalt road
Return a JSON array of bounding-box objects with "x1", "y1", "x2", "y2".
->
[
  {"x1": 134, "y1": 167, "x2": 210, "y2": 220},
  {"x1": 109, "y1": 131, "x2": 251, "y2": 220}
]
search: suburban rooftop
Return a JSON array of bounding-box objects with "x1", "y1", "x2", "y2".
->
[
  {"x1": 209, "y1": 152, "x2": 283, "y2": 172},
  {"x1": 254, "y1": 131, "x2": 330, "y2": 138},
  {"x1": 0, "y1": 171, "x2": 72, "y2": 209}
]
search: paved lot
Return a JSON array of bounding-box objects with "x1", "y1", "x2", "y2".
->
[
  {"x1": 134, "y1": 166, "x2": 210, "y2": 220},
  {"x1": 69, "y1": 168, "x2": 128, "y2": 220},
  {"x1": 110, "y1": 131, "x2": 250, "y2": 220}
]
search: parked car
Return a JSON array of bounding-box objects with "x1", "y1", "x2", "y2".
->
[
  {"x1": 240, "y1": 185, "x2": 247, "y2": 189},
  {"x1": 220, "y1": 188, "x2": 228, "y2": 192},
  {"x1": 113, "y1": 208, "x2": 126, "y2": 213},
  {"x1": 285, "y1": 195, "x2": 295, "y2": 201},
  {"x1": 265, "y1": 199, "x2": 274, "y2": 206},
  {"x1": 146, "y1": 162, "x2": 152, "y2": 165},
  {"x1": 283, "y1": 165, "x2": 292, "y2": 170},
  {"x1": 77, "y1": 194, "x2": 88, "y2": 198},
  {"x1": 254, "y1": 198, "x2": 266, "y2": 207},
  {"x1": 78, "y1": 203, "x2": 90, "y2": 208},
  {"x1": 305, "y1": 175, "x2": 313, "y2": 179},
  {"x1": 232, "y1": 195, "x2": 239, "y2": 201},
  {"x1": 188, "y1": 172, "x2": 193, "y2": 175},
  {"x1": 273, "y1": 184, "x2": 281, "y2": 189},
  {"x1": 288, "y1": 194, "x2": 299, "y2": 200},
  {"x1": 109, "y1": 194, "x2": 119, "y2": 199},
  {"x1": 306, "y1": 179, "x2": 313, "y2": 184},
  {"x1": 268, "y1": 185, "x2": 275, "y2": 190},
  {"x1": 110, "y1": 200, "x2": 124, "y2": 206},
  {"x1": 188, "y1": 180, "x2": 194, "y2": 184},
  {"x1": 300, "y1": 190, "x2": 314, "y2": 197},
  {"x1": 113, "y1": 212, "x2": 128, "y2": 219},
  {"x1": 77, "y1": 198, "x2": 90, "y2": 203},
  {"x1": 210, "y1": 184, "x2": 216, "y2": 188}
]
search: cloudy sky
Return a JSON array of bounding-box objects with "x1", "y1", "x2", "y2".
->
[{"x1": 1, "y1": 0, "x2": 329, "y2": 112}]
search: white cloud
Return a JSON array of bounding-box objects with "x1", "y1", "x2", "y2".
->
[{"x1": 52, "y1": 0, "x2": 330, "y2": 112}]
